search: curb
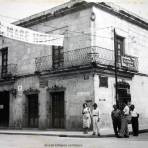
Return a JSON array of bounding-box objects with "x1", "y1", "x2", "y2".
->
[
  {"x1": 0, "y1": 132, "x2": 115, "y2": 138},
  {"x1": 0, "y1": 129, "x2": 147, "y2": 138}
]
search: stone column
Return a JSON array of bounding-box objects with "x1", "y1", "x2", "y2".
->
[
  {"x1": 39, "y1": 88, "x2": 48, "y2": 129},
  {"x1": 13, "y1": 91, "x2": 24, "y2": 129},
  {"x1": 9, "y1": 92, "x2": 14, "y2": 128}
]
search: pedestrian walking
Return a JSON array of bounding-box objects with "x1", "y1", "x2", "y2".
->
[
  {"x1": 111, "y1": 104, "x2": 121, "y2": 137},
  {"x1": 82, "y1": 103, "x2": 91, "y2": 134},
  {"x1": 92, "y1": 103, "x2": 100, "y2": 136},
  {"x1": 118, "y1": 102, "x2": 130, "y2": 138},
  {"x1": 130, "y1": 104, "x2": 139, "y2": 136}
]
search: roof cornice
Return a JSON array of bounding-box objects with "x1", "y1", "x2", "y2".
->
[{"x1": 14, "y1": 1, "x2": 148, "y2": 30}]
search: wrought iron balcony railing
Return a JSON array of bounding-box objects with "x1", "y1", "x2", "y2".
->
[
  {"x1": 35, "y1": 46, "x2": 138, "y2": 72},
  {"x1": 0, "y1": 64, "x2": 17, "y2": 79}
]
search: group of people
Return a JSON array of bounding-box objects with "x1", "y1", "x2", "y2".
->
[
  {"x1": 82, "y1": 103, "x2": 100, "y2": 136},
  {"x1": 111, "y1": 102, "x2": 139, "y2": 138},
  {"x1": 82, "y1": 101, "x2": 139, "y2": 138}
]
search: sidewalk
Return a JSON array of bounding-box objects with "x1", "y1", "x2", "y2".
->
[
  {"x1": 0, "y1": 128, "x2": 114, "y2": 138},
  {"x1": 0, "y1": 127, "x2": 147, "y2": 138}
]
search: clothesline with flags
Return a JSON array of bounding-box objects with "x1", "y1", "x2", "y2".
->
[{"x1": 0, "y1": 20, "x2": 64, "y2": 46}]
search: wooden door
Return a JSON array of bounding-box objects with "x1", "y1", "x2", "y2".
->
[
  {"x1": 28, "y1": 94, "x2": 39, "y2": 128},
  {"x1": 51, "y1": 92, "x2": 64, "y2": 128}
]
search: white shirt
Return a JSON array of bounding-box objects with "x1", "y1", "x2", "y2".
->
[
  {"x1": 123, "y1": 105, "x2": 129, "y2": 115},
  {"x1": 92, "y1": 108, "x2": 100, "y2": 117},
  {"x1": 131, "y1": 109, "x2": 138, "y2": 117}
]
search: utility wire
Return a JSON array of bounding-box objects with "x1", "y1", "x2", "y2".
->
[{"x1": 1, "y1": 13, "x2": 148, "y2": 47}]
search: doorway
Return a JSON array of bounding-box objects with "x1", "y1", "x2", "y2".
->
[
  {"x1": 117, "y1": 82, "x2": 131, "y2": 106},
  {"x1": 27, "y1": 94, "x2": 39, "y2": 128},
  {"x1": 51, "y1": 92, "x2": 65, "y2": 128},
  {"x1": 0, "y1": 91, "x2": 9, "y2": 127}
]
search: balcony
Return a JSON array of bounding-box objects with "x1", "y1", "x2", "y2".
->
[
  {"x1": 0, "y1": 64, "x2": 17, "y2": 80},
  {"x1": 35, "y1": 46, "x2": 138, "y2": 73}
]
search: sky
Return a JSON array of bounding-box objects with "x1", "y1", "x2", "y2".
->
[{"x1": 0, "y1": 0, "x2": 148, "y2": 23}]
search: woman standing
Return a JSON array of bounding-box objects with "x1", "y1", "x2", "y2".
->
[{"x1": 82, "y1": 103, "x2": 91, "y2": 134}]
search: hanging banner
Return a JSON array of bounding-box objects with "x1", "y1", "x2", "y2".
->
[{"x1": 0, "y1": 20, "x2": 64, "y2": 46}]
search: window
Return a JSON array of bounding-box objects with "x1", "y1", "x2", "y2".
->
[
  {"x1": 116, "y1": 36, "x2": 124, "y2": 64},
  {"x1": 52, "y1": 46, "x2": 64, "y2": 68},
  {"x1": 99, "y1": 76, "x2": 108, "y2": 88},
  {"x1": 1, "y1": 47, "x2": 8, "y2": 78}
]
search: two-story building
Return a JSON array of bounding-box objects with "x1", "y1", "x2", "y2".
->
[{"x1": 0, "y1": 0, "x2": 148, "y2": 130}]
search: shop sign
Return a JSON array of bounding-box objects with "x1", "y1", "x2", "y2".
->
[{"x1": 121, "y1": 56, "x2": 135, "y2": 68}]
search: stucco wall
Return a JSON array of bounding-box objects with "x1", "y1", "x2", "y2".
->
[
  {"x1": 47, "y1": 73, "x2": 94, "y2": 129},
  {"x1": 9, "y1": 76, "x2": 40, "y2": 128},
  {"x1": 93, "y1": 74, "x2": 115, "y2": 128},
  {"x1": 0, "y1": 37, "x2": 51, "y2": 75},
  {"x1": 131, "y1": 75, "x2": 148, "y2": 129},
  {"x1": 28, "y1": 8, "x2": 92, "y2": 51}
]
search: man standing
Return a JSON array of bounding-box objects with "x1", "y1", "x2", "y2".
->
[
  {"x1": 111, "y1": 104, "x2": 121, "y2": 137},
  {"x1": 92, "y1": 103, "x2": 100, "y2": 136},
  {"x1": 130, "y1": 104, "x2": 139, "y2": 136}
]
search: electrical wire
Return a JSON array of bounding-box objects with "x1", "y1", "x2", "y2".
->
[{"x1": 0, "y1": 12, "x2": 148, "y2": 47}]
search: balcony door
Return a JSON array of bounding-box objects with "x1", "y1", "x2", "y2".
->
[
  {"x1": 52, "y1": 46, "x2": 64, "y2": 68},
  {"x1": 116, "y1": 36, "x2": 124, "y2": 65},
  {"x1": 1, "y1": 48, "x2": 8, "y2": 78}
]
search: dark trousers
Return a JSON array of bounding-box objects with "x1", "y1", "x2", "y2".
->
[
  {"x1": 112, "y1": 118, "x2": 121, "y2": 135},
  {"x1": 131, "y1": 117, "x2": 139, "y2": 136}
]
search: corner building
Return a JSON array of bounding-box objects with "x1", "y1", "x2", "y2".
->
[{"x1": 0, "y1": 0, "x2": 148, "y2": 130}]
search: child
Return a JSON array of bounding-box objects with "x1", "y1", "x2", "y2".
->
[{"x1": 130, "y1": 104, "x2": 139, "y2": 136}]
